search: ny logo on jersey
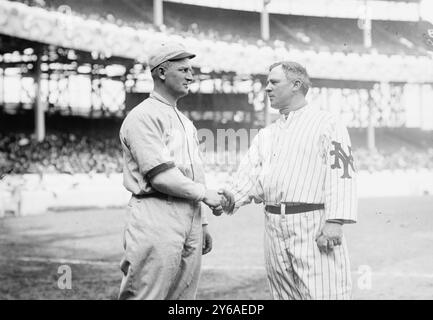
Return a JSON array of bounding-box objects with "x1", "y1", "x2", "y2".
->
[{"x1": 330, "y1": 141, "x2": 355, "y2": 179}]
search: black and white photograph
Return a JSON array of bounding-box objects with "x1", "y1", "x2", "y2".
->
[{"x1": 1, "y1": 0, "x2": 433, "y2": 301}]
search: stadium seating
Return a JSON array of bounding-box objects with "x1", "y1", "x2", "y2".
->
[
  {"x1": 2, "y1": 0, "x2": 432, "y2": 175},
  {"x1": 0, "y1": 132, "x2": 123, "y2": 175},
  {"x1": 5, "y1": 0, "x2": 432, "y2": 83},
  {"x1": 14, "y1": 0, "x2": 432, "y2": 56},
  {"x1": 1, "y1": 129, "x2": 433, "y2": 175}
]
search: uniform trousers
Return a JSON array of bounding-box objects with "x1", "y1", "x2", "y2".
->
[
  {"x1": 118, "y1": 196, "x2": 202, "y2": 300},
  {"x1": 264, "y1": 208, "x2": 352, "y2": 300}
]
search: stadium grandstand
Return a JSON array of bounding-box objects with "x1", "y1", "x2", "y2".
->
[
  {"x1": 1, "y1": 0, "x2": 433, "y2": 216},
  {"x1": 14, "y1": 0, "x2": 430, "y2": 56},
  {"x1": 3, "y1": 1, "x2": 433, "y2": 304}
]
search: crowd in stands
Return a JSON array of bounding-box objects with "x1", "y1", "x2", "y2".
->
[
  {"x1": 13, "y1": 0, "x2": 431, "y2": 56},
  {"x1": 3, "y1": 1, "x2": 432, "y2": 177},
  {"x1": 0, "y1": 132, "x2": 122, "y2": 175},
  {"x1": 355, "y1": 147, "x2": 433, "y2": 171},
  {"x1": 6, "y1": 0, "x2": 431, "y2": 84},
  {"x1": 1, "y1": 132, "x2": 433, "y2": 177}
]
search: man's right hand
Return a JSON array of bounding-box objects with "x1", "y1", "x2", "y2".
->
[
  {"x1": 217, "y1": 189, "x2": 235, "y2": 215},
  {"x1": 202, "y1": 189, "x2": 223, "y2": 211}
]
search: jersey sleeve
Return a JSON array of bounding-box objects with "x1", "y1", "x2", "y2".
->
[
  {"x1": 193, "y1": 126, "x2": 209, "y2": 226},
  {"x1": 229, "y1": 132, "x2": 264, "y2": 212},
  {"x1": 122, "y1": 111, "x2": 175, "y2": 181},
  {"x1": 322, "y1": 117, "x2": 358, "y2": 224}
]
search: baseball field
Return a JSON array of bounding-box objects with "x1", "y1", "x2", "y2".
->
[{"x1": 1, "y1": 196, "x2": 433, "y2": 300}]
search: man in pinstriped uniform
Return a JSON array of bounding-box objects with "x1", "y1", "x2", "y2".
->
[{"x1": 225, "y1": 61, "x2": 357, "y2": 300}]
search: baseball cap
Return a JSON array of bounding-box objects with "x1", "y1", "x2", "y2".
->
[{"x1": 148, "y1": 41, "x2": 196, "y2": 71}]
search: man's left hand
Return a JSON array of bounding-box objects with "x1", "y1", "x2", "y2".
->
[
  {"x1": 315, "y1": 221, "x2": 343, "y2": 253},
  {"x1": 202, "y1": 225, "x2": 212, "y2": 255}
]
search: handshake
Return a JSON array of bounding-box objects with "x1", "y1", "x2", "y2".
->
[{"x1": 202, "y1": 188, "x2": 235, "y2": 216}]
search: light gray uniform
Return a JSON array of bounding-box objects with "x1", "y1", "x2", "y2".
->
[{"x1": 118, "y1": 91, "x2": 208, "y2": 300}]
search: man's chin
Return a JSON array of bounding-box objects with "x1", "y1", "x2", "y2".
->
[
  {"x1": 269, "y1": 104, "x2": 281, "y2": 110},
  {"x1": 177, "y1": 89, "x2": 189, "y2": 97}
]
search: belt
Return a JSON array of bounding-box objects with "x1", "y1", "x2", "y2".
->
[
  {"x1": 133, "y1": 191, "x2": 172, "y2": 200},
  {"x1": 265, "y1": 203, "x2": 324, "y2": 215}
]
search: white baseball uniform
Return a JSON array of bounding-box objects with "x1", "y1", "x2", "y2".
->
[
  {"x1": 229, "y1": 103, "x2": 357, "y2": 300},
  {"x1": 118, "y1": 91, "x2": 208, "y2": 300}
]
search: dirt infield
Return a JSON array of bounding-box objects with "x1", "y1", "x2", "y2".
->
[{"x1": 1, "y1": 196, "x2": 433, "y2": 299}]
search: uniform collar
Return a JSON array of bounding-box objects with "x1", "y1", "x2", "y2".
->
[
  {"x1": 279, "y1": 102, "x2": 310, "y2": 122},
  {"x1": 149, "y1": 91, "x2": 176, "y2": 108}
]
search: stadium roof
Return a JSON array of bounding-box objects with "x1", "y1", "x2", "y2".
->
[{"x1": 165, "y1": 0, "x2": 421, "y2": 21}]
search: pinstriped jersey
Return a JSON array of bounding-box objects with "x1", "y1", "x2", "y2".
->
[{"x1": 230, "y1": 103, "x2": 357, "y2": 223}]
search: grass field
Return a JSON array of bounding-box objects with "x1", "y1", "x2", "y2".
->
[{"x1": 1, "y1": 196, "x2": 433, "y2": 300}]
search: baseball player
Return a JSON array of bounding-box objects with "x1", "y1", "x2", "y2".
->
[
  {"x1": 224, "y1": 61, "x2": 357, "y2": 300},
  {"x1": 118, "y1": 42, "x2": 233, "y2": 300}
]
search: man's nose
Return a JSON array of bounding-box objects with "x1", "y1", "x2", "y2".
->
[
  {"x1": 265, "y1": 84, "x2": 271, "y2": 92},
  {"x1": 185, "y1": 71, "x2": 193, "y2": 81}
]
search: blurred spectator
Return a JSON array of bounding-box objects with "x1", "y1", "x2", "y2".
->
[
  {"x1": 353, "y1": 147, "x2": 433, "y2": 171},
  {"x1": 15, "y1": 0, "x2": 429, "y2": 57},
  {"x1": 1, "y1": 132, "x2": 433, "y2": 176},
  {"x1": 0, "y1": 132, "x2": 122, "y2": 175}
]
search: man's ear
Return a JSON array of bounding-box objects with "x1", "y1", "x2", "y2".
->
[
  {"x1": 293, "y1": 79, "x2": 302, "y2": 92},
  {"x1": 157, "y1": 67, "x2": 166, "y2": 81}
]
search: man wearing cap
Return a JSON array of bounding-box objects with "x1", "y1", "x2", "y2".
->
[{"x1": 118, "y1": 42, "x2": 234, "y2": 300}]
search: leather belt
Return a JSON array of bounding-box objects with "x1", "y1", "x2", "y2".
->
[{"x1": 265, "y1": 203, "x2": 324, "y2": 215}]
